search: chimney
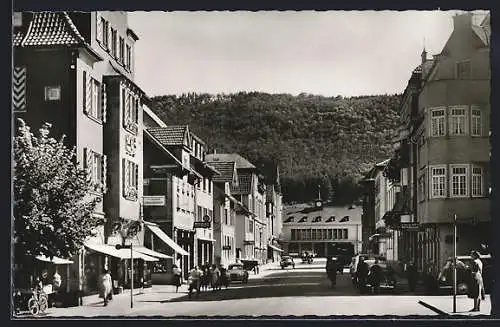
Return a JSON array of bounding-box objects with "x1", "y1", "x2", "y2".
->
[{"x1": 452, "y1": 12, "x2": 473, "y2": 30}]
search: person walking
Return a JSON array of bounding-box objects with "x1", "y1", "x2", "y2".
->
[
  {"x1": 356, "y1": 257, "x2": 369, "y2": 294},
  {"x1": 469, "y1": 250, "x2": 485, "y2": 312},
  {"x1": 172, "y1": 264, "x2": 182, "y2": 293},
  {"x1": 188, "y1": 266, "x2": 202, "y2": 299},
  {"x1": 368, "y1": 260, "x2": 383, "y2": 295},
  {"x1": 326, "y1": 257, "x2": 338, "y2": 288},
  {"x1": 406, "y1": 261, "x2": 418, "y2": 293},
  {"x1": 210, "y1": 264, "x2": 221, "y2": 291},
  {"x1": 99, "y1": 269, "x2": 113, "y2": 307}
]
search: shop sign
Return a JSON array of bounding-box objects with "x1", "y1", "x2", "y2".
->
[{"x1": 143, "y1": 196, "x2": 166, "y2": 206}]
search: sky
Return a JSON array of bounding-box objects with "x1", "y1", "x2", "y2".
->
[{"x1": 128, "y1": 10, "x2": 487, "y2": 98}]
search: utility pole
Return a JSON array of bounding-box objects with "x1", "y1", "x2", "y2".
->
[{"x1": 453, "y1": 213, "x2": 457, "y2": 313}]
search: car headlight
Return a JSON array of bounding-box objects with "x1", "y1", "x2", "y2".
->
[{"x1": 441, "y1": 276, "x2": 446, "y2": 282}]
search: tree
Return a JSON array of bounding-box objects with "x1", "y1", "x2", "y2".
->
[{"x1": 13, "y1": 119, "x2": 104, "y2": 262}]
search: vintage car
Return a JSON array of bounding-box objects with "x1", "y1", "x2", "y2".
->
[
  {"x1": 227, "y1": 263, "x2": 249, "y2": 284},
  {"x1": 350, "y1": 254, "x2": 387, "y2": 284},
  {"x1": 280, "y1": 256, "x2": 296, "y2": 269},
  {"x1": 437, "y1": 254, "x2": 493, "y2": 295}
]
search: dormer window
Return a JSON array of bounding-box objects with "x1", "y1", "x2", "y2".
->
[
  {"x1": 339, "y1": 216, "x2": 350, "y2": 222},
  {"x1": 298, "y1": 216, "x2": 308, "y2": 223},
  {"x1": 313, "y1": 216, "x2": 322, "y2": 223},
  {"x1": 326, "y1": 216, "x2": 336, "y2": 222},
  {"x1": 284, "y1": 216, "x2": 294, "y2": 223}
]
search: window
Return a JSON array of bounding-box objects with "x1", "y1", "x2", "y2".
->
[
  {"x1": 126, "y1": 44, "x2": 131, "y2": 70},
  {"x1": 123, "y1": 159, "x2": 138, "y2": 201},
  {"x1": 84, "y1": 148, "x2": 106, "y2": 193},
  {"x1": 119, "y1": 37, "x2": 125, "y2": 65},
  {"x1": 224, "y1": 209, "x2": 229, "y2": 225},
  {"x1": 342, "y1": 229, "x2": 348, "y2": 239},
  {"x1": 450, "y1": 165, "x2": 468, "y2": 197},
  {"x1": 327, "y1": 229, "x2": 333, "y2": 239},
  {"x1": 472, "y1": 166, "x2": 483, "y2": 197},
  {"x1": 111, "y1": 28, "x2": 117, "y2": 58},
  {"x1": 430, "y1": 108, "x2": 446, "y2": 137},
  {"x1": 456, "y1": 60, "x2": 471, "y2": 79},
  {"x1": 102, "y1": 20, "x2": 109, "y2": 49},
  {"x1": 197, "y1": 205, "x2": 202, "y2": 221},
  {"x1": 311, "y1": 229, "x2": 317, "y2": 240},
  {"x1": 430, "y1": 166, "x2": 447, "y2": 198},
  {"x1": 122, "y1": 88, "x2": 138, "y2": 134},
  {"x1": 248, "y1": 218, "x2": 253, "y2": 233},
  {"x1": 83, "y1": 75, "x2": 104, "y2": 122},
  {"x1": 322, "y1": 229, "x2": 327, "y2": 240},
  {"x1": 291, "y1": 230, "x2": 296, "y2": 241},
  {"x1": 44, "y1": 86, "x2": 61, "y2": 101},
  {"x1": 471, "y1": 107, "x2": 481, "y2": 136},
  {"x1": 449, "y1": 107, "x2": 467, "y2": 135}
]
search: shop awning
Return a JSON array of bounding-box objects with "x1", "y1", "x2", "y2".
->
[
  {"x1": 268, "y1": 244, "x2": 284, "y2": 253},
  {"x1": 134, "y1": 246, "x2": 172, "y2": 259},
  {"x1": 146, "y1": 225, "x2": 189, "y2": 256},
  {"x1": 84, "y1": 244, "x2": 159, "y2": 261},
  {"x1": 36, "y1": 255, "x2": 74, "y2": 265}
]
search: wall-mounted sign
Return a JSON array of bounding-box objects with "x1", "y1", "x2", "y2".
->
[
  {"x1": 401, "y1": 222, "x2": 420, "y2": 231},
  {"x1": 222, "y1": 245, "x2": 231, "y2": 250},
  {"x1": 143, "y1": 195, "x2": 166, "y2": 206},
  {"x1": 194, "y1": 221, "x2": 211, "y2": 229},
  {"x1": 203, "y1": 215, "x2": 211, "y2": 223}
]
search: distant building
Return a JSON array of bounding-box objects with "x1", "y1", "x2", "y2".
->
[{"x1": 282, "y1": 204, "x2": 362, "y2": 257}]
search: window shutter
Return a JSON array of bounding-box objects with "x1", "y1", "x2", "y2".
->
[
  {"x1": 102, "y1": 154, "x2": 107, "y2": 191},
  {"x1": 101, "y1": 82, "x2": 107, "y2": 123},
  {"x1": 86, "y1": 76, "x2": 92, "y2": 114},
  {"x1": 13, "y1": 66, "x2": 27, "y2": 112},
  {"x1": 83, "y1": 148, "x2": 93, "y2": 184},
  {"x1": 134, "y1": 163, "x2": 139, "y2": 189},
  {"x1": 122, "y1": 159, "x2": 127, "y2": 197},
  {"x1": 82, "y1": 71, "x2": 88, "y2": 114},
  {"x1": 96, "y1": 13, "x2": 103, "y2": 42}
]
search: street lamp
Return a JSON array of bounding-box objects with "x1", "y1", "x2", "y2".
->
[
  {"x1": 453, "y1": 213, "x2": 457, "y2": 313},
  {"x1": 112, "y1": 219, "x2": 142, "y2": 309},
  {"x1": 115, "y1": 243, "x2": 134, "y2": 309}
]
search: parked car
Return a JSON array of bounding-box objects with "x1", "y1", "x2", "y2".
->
[
  {"x1": 437, "y1": 254, "x2": 493, "y2": 295},
  {"x1": 350, "y1": 254, "x2": 387, "y2": 284},
  {"x1": 281, "y1": 256, "x2": 296, "y2": 269},
  {"x1": 227, "y1": 263, "x2": 249, "y2": 284}
]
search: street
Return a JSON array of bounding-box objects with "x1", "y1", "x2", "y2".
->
[{"x1": 38, "y1": 258, "x2": 491, "y2": 318}]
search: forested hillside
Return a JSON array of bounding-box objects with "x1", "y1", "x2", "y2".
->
[{"x1": 150, "y1": 92, "x2": 401, "y2": 204}]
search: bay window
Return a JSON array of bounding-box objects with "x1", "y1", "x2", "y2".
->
[{"x1": 449, "y1": 106, "x2": 467, "y2": 135}]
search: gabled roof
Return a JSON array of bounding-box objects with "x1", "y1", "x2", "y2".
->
[
  {"x1": 207, "y1": 161, "x2": 236, "y2": 183},
  {"x1": 13, "y1": 12, "x2": 102, "y2": 60},
  {"x1": 147, "y1": 126, "x2": 191, "y2": 148},
  {"x1": 206, "y1": 153, "x2": 256, "y2": 170}
]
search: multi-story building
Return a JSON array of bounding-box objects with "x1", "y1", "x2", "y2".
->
[
  {"x1": 395, "y1": 12, "x2": 491, "y2": 274},
  {"x1": 207, "y1": 153, "x2": 263, "y2": 261},
  {"x1": 265, "y1": 167, "x2": 285, "y2": 262},
  {"x1": 207, "y1": 160, "x2": 240, "y2": 267},
  {"x1": 190, "y1": 133, "x2": 217, "y2": 267},
  {"x1": 12, "y1": 11, "x2": 158, "y2": 295},
  {"x1": 282, "y1": 204, "x2": 363, "y2": 257}
]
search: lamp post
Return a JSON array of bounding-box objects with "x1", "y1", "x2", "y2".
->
[
  {"x1": 453, "y1": 213, "x2": 457, "y2": 313},
  {"x1": 115, "y1": 243, "x2": 133, "y2": 309}
]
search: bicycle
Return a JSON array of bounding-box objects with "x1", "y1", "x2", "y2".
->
[{"x1": 27, "y1": 289, "x2": 48, "y2": 315}]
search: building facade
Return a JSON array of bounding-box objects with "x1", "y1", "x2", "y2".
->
[
  {"x1": 395, "y1": 12, "x2": 491, "y2": 274},
  {"x1": 282, "y1": 204, "x2": 363, "y2": 257},
  {"x1": 12, "y1": 11, "x2": 156, "y2": 295}
]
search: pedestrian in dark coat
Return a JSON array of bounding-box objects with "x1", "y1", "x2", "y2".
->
[
  {"x1": 407, "y1": 261, "x2": 418, "y2": 292},
  {"x1": 369, "y1": 260, "x2": 383, "y2": 294},
  {"x1": 326, "y1": 257, "x2": 338, "y2": 287},
  {"x1": 356, "y1": 257, "x2": 369, "y2": 293},
  {"x1": 172, "y1": 264, "x2": 182, "y2": 293}
]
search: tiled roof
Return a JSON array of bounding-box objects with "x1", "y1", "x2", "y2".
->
[
  {"x1": 206, "y1": 153, "x2": 256, "y2": 170},
  {"x1": 12, "y1": 30, "x2": 25, "y2": 46},
  {"x1": 147, "y1": 126, "x2": 188, "y2": 147},
  {"x1": 232, "y1": 172, "x2": 252, "y2": 194},
  {"x1": 16, "y1": 12, "x2": 86, "y2": 47},
  {"x1": 207, "y1": 161, "x2": 235, "y2": 183}
]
